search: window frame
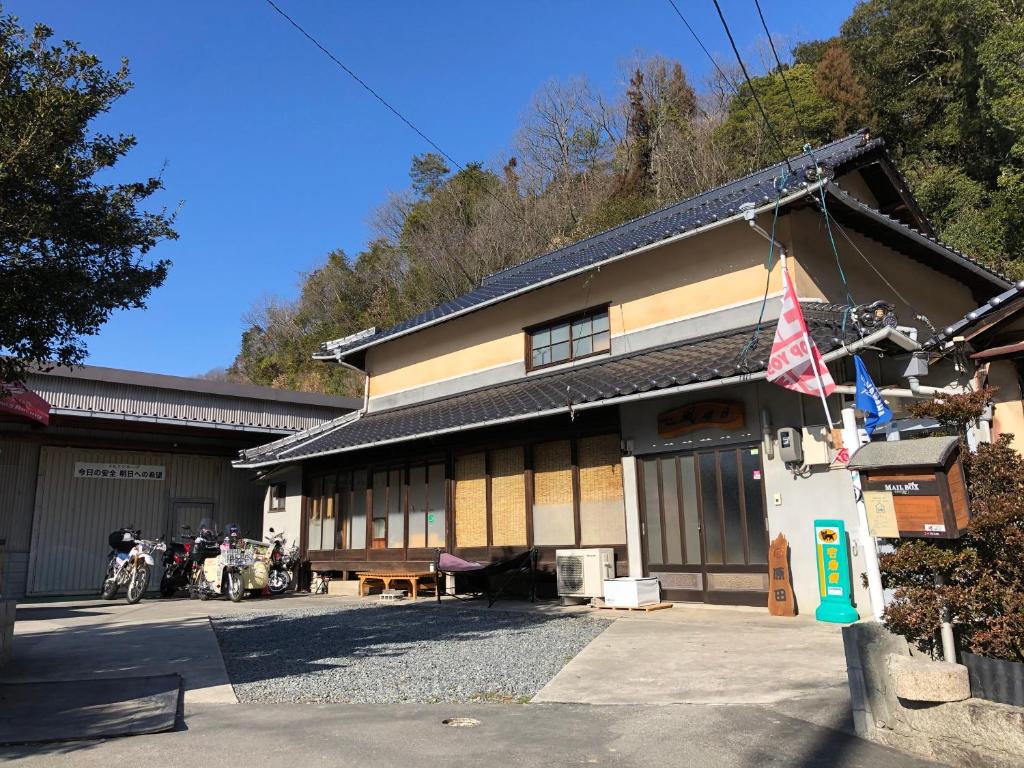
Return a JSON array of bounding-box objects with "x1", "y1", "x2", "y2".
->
[
  {"x1": 268, "y1": 482, "x2": 286, "y2": 511},
  {"x1": 524, "y1": 304, "x2": 612, "y2": 372}
]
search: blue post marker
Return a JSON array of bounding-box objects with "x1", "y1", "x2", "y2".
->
[{"x1": 814, "y1": 519, "x2": 859, "y2": 623}]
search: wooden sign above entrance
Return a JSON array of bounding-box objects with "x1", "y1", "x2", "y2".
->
[{"x1": 657, "y1": 400, "x2": 745, "y2": 438}]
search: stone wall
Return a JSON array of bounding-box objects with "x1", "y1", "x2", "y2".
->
[{"x1": 843, "y1": 621, "x2": 1024, "y2": 767}]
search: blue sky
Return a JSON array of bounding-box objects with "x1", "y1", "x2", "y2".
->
[{"x1": 7, "y1": 0, "x2": 857, "y2": 377}]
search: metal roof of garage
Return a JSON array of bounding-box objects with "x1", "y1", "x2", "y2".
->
[{"x1": 25, "y1": 365, "x2": 360, "y2": 435}]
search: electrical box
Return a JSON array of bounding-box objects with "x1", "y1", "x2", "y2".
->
[
  {"x1": 777, "y1": 427, "x2": 803, "y2": 464},
  {"x1": 801, "y1": 425, "x2": 832, "y2": 466}
]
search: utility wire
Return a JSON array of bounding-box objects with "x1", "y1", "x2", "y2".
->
[
  {"x1": 739, "y1": 189, "x2": 785, "y2": 370},
  {"x1": 265, "y1": 0, "x2": 462, "y2": 174},
  {"x1": 709, "y1": 0, "x2": 793, "y2": 172},
  {"x1": 263, "y1": 0, "x2": 545, "y2": 258},
  {"x1": 753, "y1": 0, "x2": 808, "y2": 144},
  {"x1": 827, "y1": 212, "x2": 936, "y2": 334},
  {"x1": 664, "y1": 0, "x2": 772, "y2": 157}
]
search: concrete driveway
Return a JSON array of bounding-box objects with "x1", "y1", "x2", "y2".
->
[
  {"x1": 0, "y1": 596, "x2": 940, "y2": 768},
  {"x1": 533, "y1": 603, "x2": 854, "y2": 731}
]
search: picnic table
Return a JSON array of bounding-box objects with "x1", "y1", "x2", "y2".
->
[{"x1": 356, "y1": 570, "x2": 438, "y2": 599}]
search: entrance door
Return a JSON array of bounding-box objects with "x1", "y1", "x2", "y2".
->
[{"x1": 638, "y1": 444, "x2": 769, "y2": 606}]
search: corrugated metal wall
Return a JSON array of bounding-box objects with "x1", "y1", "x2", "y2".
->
[
  {"x1": 25, "y1": 447, "x2": 263, "y2": 595},
  {"x1": 0, "y1": 439, "x2": 40, "y2": 598}
]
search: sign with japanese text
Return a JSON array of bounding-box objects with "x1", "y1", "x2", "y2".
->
[
  {"x1": 813, "y1": 519, "x2": 858, "y2": 623},
  {"x1": 657, "y1": 400, "x2": 745, "y2": 438},
  {"x1": 74, "y1": 463, "x2": 165, "y2": 480},
  {"x1": 863, "y1": 490, "x2": 900, "y2": 538}
]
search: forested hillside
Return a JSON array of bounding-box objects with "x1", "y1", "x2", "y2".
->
[{"x1": 227, "y1": 0, "x2": 1024, "y2": 396}]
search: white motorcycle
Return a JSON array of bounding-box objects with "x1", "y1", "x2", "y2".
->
[{"x1": 102, "y1": 528, "x2": 166, "y2": 604}]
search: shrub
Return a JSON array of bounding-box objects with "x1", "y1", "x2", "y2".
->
[{"x1": 879, "y1": 388, "x2": 1024, "y2": 662}]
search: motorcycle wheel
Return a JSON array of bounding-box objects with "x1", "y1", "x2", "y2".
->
[
  {"x1": 101, "y1": 577, "x2": 118, "y2": 600},
  {"x1": 159, "y1": 572, "x2": 178, "y2": 598},
  {"x1": 126, "y1": 563, "x2": 149, "y2": 604},
  {"x1": 226, "y1": 572, "x2": 244, "y2": 603},
  {"x1": 267, "y1": 569, "x2": 291, "y2": 595}
]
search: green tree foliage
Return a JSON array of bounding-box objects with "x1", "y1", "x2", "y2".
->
[
  {"x1": 717, "y1": 61, "x2": 843, "y2": 171},
  {"x1": 0, "y1": 12, "x2": 176, "y2": 382},
  {"x1": 880, "y1": 387, "x2": 1024, "y2": 661},
  {"x1": 408, "y1": 152, "x2": 450, "y2": 197},
  {"x1": 841, "y1": 0, "x2": 1024, "y2": 274}
]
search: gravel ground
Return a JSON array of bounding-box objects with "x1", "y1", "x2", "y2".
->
[{"x1": 211, "y1": 602, "x2": 610, "y2": 704}]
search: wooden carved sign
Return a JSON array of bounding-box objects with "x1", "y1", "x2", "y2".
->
[
  {"x1": 657, "y1": 400, "x2": 745, "y2": 438},
  {"x1": 768, "y1": 533, "x2": 796, "y2": 617}
]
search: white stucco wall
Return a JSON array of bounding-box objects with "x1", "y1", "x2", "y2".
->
[{"x1": 261, "y1": 464, "x2": 304, "y2": 553}]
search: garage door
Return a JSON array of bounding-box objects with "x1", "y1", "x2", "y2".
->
[{"x1": 26, "y1": 447, "x2": 173, "y2": 596}]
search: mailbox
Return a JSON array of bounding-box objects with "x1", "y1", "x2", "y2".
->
[{"x1": 847, "y1": 436, "x2": 969, "y2": 539}]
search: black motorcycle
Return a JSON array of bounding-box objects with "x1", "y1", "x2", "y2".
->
[{"x1": 159, "y1": 526, "x2": 195, "y2": 598}]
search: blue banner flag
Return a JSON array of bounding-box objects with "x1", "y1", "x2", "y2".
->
[{"x1": 854, "y1": 355, "x2": 892, "y2": 435}]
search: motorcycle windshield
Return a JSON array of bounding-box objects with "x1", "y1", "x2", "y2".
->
[{"x1": 196, "y1": 518, "x2": 219, "y2": 539}]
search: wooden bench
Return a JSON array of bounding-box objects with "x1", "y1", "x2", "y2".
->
[{"x1": 356, "y1": 571, "x2": 438, "y2": 599}]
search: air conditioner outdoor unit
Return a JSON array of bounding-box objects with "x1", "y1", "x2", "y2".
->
[{"x1": 555, "y1": 548, "x2": 615, "y2": 598}]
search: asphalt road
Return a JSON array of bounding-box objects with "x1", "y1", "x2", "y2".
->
[{"x1": 0, "y1": 701, "x2": 941, "y2": 768}]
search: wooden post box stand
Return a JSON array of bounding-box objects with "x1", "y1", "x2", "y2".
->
[{"x1": 847, "y1": 436, "x2": 970, "y2": 539}]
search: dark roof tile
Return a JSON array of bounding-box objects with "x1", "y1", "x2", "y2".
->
[
  {"x1": 321, "y1": 131, "x2": 883, "y2": 361},
  {"x1": 241, "y1": 305, "x2": 855, "y2": 466}
]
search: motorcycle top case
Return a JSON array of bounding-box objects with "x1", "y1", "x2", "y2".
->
[{"x1": 108, "y1": 529, "x2": 136, "y2": 553}]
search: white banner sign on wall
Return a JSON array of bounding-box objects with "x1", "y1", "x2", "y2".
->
[{"x1": 74, "y1": 463, "x2": 166, "y2": 480}]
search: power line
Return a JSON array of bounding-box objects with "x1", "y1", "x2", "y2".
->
[
  {"x1": 709, "y1": 0, "x2": 792, "y2": 171},
  {"x1": 753, "y1": 0, "x2": 808, "y2": 144},
  {"x1": 265, "y1": 0, "x2": 464, "y2": 175},
  {"x1": 263, "y1": 0, "x2": 543, "y2": 256},
  {"x1": 663, "y1": 0, "x2": 764, "y2": 141}
]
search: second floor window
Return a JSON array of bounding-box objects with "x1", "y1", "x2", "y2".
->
[{"x1": 528, "y1": 306, "x2": 610, "y2": 370}]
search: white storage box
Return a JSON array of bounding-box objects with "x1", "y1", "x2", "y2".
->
[{"x1": 602, "y1": 577, "x2": 661, "y2": 608}]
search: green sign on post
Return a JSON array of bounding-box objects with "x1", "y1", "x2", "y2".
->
[{"x1": 814, "y1": 518, "x2": 859, "y2": 623}]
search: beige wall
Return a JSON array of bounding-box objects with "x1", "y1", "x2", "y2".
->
[
  {"x1": 988, "y1": 361, "x2": 1024, "y2": 455},
  {"x1": 365, "y1": 202, "x2": 985, "y2": 406},
  {"x1": 833, "y1": 170, "x2": 880, "y2": 208},
  {"x1": 366, "y1": 221, "x2": 780, "y2": 398},
  {"x1": 786, "y1": 208, "x2": 977, "y2": 333}
]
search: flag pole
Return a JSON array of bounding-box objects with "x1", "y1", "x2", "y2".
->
[{"x1": 780, "y1": 253, "x2": 834, "y2": 429}]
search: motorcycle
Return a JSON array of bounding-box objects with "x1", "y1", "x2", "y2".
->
[
  {"x1": 101, "y1": 528, "x2": 166, "y2": 604},
  {"x1": 266, "y1": 528, "x2": 297, "y2": 595},
  {"x1": 159, "y1": 525, "x2": 196, "y2": 598},
  {"x1": 198, "y1": 521, "x2": 254, "y2": 603},
  {"x1": 187, "y1": 519, "x2": 224, "y2": 601}
]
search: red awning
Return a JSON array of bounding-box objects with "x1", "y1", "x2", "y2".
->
[{"x1": 0, "y1": 381, "x2": 50, "y2": 425}]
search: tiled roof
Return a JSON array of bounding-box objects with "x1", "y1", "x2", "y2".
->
[
  {"x1": 318, "y1": 131, "x2": 884, "y2": 363},
  {"x1": 922, "y1": 281, "x2": 1024, "y2": 349},
  {"x1": 238, "y1": 303, "x2": 856, "y2": 467}
]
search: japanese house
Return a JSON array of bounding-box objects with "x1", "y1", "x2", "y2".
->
[{"x1": 237, "y1": 130, "x2": 1013, "y2": 613}]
